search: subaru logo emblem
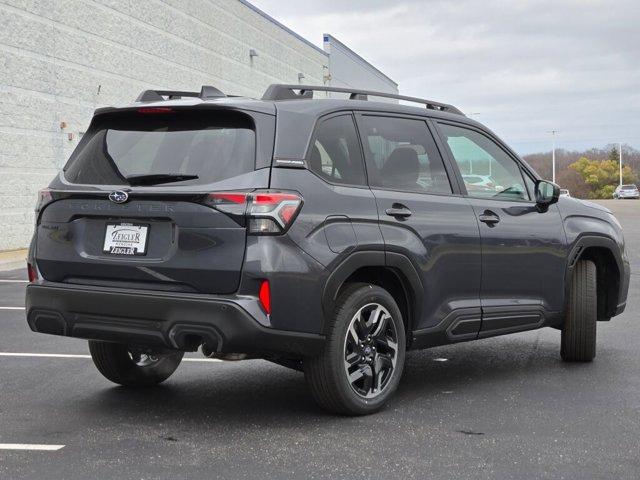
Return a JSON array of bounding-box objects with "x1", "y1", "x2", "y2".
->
[{"x1": 109, "y1": 190, "x2": 129, "y2": 204}]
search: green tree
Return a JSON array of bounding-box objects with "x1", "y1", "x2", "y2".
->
[
  {"x1": 570, "y1": 157, "x2": 636, "y2": 199},
  {"x1": 608, "y1": 146, "x2": 619, "y2": 163}
]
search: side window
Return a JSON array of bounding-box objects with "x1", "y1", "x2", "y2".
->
[
  {"x1": 308, "y1": 115, "x2": 366, "y2": 186},
  {"x1": 438, "y1": 123, "x2": 531, "y2": 201},
  {"x1": 359, "y1": 116, "x2": 452, "y2": 194}
]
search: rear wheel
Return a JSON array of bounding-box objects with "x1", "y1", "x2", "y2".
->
[
  {"x1": 89, "y1": 340, "x2": 184, "y2": 387},
  {"x1": 304, "y1": 283, "x2": 406, "y2": 415},
  {"x1": 561, "y1": 259, "x2": 597, "y2": 362}
]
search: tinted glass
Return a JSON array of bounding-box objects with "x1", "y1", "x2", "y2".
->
[
  {"x1": 439, "y1": 123, "x2": 530, "y2": 201},
  {"x1": 64, "y1": 111, "x2": 255, "y2": 186},
  {"x1": 359, "y1": 116, "x2": 452, "y2": 194},
  {"x1": 308, "y1": 115, "x2": 366, "y2": 186}
]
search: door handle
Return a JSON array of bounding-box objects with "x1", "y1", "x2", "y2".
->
[
  {"x1": 478, "y1": 210, "x2": 500, "y2": 225},
  {"x1": 385, "y1": 204, "x2": 412, "y2": 218}
]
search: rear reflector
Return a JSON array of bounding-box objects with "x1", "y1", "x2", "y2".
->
[{"x1": 259, "y1": 280, "x2": 271, "y2": 315}]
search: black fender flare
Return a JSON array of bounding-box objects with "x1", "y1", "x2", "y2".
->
[
  {"x1": 321, "y1": 250, "x2": 424, "y2": 334},
  {"x1": 565, "y1": 234, "x2": 625, "y2": 318}
]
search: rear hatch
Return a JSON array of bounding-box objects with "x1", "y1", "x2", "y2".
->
[{"x1": 35, "y1": 107, "x2": 271, "y2": 294}]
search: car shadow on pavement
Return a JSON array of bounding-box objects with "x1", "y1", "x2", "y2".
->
[{"x1": 72, "y1": 333, "x2": 599, "y2": 427}]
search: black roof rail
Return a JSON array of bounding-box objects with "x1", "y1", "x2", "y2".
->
[
  {"x1": 136, "y1": 85, "x2": 226, "y2": 102},
  {"x1": 261, "y1": 84, "x2": 464, "y2": 115}
]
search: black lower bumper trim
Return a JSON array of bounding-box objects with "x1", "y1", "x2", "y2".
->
[{"x1": 26, "y1": 283, "x2": 324, "y2": 357}]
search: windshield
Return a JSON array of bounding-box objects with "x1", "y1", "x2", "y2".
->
[
  {"x1": 622, "y1": 185, "x2": 637, "y2": 190},
  {"x1": 64, "y1": 110, "x2": 255, "y2": 186}
]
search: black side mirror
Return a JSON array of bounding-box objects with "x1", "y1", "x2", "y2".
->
[{"x1": 535, "y1": 180, "x2": 560, "y2": 211}]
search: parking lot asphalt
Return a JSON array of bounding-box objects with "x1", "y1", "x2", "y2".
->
[{"x1": 1, "y1": 200, "x2": 639, "y2": 480}]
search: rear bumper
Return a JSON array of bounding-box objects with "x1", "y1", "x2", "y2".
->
[{"x1": 25, "y1": 282, "x2": 324, "y2": 356}]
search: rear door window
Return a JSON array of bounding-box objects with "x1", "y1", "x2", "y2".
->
[
  {"x1": 307, "y1": 114, "x2": 367, "y2": 186},
  {"x1": 64, "y1": 110, "x2": 255, "y2": 186},
  {"x1": 358, "y1": 115, "x2": 452, "y2": 194}
]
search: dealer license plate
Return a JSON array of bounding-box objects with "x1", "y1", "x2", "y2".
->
[{"x1": 103, "y1": 223, "x2": 149, "y2": 256}]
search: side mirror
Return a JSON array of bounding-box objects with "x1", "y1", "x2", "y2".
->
[{"x1": 535, "y1": 180, "x2": 560, "y2": 211}]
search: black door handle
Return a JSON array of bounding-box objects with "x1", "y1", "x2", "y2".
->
[
  {"x1": 478, "y1": 210, "x2": 500, "y2": 225},
  {"x1": 385, "y1": 204, "x2": 412, "y2": 218}
]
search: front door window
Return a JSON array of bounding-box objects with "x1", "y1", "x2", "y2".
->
[{"x1": 438, "y1": 124, "x2": 530, "y2": 201}]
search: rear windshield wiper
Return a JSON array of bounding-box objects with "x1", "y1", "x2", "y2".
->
[{"x1": 125, "y1": 173, "x2": 199, "y2": 186}]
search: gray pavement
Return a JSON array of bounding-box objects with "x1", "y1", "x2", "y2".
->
[{"x1": 1, "y1": 200, "x2": 639, "y2": 479}]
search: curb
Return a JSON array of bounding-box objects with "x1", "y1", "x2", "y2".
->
[{"x1": 0, "y1": 249, "x2": 27, "y2": 272}]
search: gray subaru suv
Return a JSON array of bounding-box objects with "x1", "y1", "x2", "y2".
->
[{"x1": 25, "y1": 84, "x2": 630, "y2": 415}]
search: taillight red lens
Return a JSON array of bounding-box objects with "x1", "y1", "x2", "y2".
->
[
  {"x1": 258, "y1": 280, "x2": 271, "y2": 315},
  {"x1": 206, "y1": 192, "x2": 249, "y2": 204},
  {"x1": 278, "y1": 204, "x2": 299, "y2": 225},
  {"x1": 252, "y1": 193, "x2": 300, "y2": 205},
  {"x1": 27, "y1": 263, "x2": 37, "y2": 282}
]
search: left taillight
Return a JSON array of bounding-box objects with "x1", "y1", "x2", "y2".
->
[
  {"x1": 27, "y1": 263, "x2": 38, "y2": 282},
  {"x1": 35, "y1": 188, "x2": 53, "y2": 213},
  {"x1": 203, "y1": 190, "x2": 303, "y2": 235}
]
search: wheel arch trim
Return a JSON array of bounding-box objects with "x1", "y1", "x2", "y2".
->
[
  {"x1": 566, "y1": 234, "x2": 627, "y2": 318},
  {"x1": 321, "y1": 250, "x2": 424, "y2": 335}
]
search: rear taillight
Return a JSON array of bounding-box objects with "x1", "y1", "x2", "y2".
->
[
  {"x1": 27, "y1": 263, "x2": 38, "y2": 282},
  {"x1": 35, "y1": 188, "x2": 53, "y2": 213},
  {"x1": 203, "y1": 190, "x2": 303, "y2": 235}
]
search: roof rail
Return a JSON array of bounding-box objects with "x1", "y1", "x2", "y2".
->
[
  {"x1": 136, "y1": 85, "x2": 226, "y2": 102},
  {"x1": 261, "y1": 84, "x2": 464, "y2": 115}
]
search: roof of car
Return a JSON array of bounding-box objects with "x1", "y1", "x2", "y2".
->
[
  {"x1": 98, "y1": 95, "x2": 477, "y2": 123},
  {"x1": 96, "y1": 84, "x2": 475, "y2": 124}
]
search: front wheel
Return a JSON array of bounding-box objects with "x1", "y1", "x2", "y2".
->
[
  {"x1": 304, "y1": 283, "x2": 406, "y2": 415},
  {"x1": 561, "y1": 259, "x2": 597, "y2": 362},
  {"x1": 89, "y1": 340, "x2": 184, "y2": 387}
]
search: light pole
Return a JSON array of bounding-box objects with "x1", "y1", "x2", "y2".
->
[
  {"x1": 547, "y1": 130, "x2": 559, "y2": 183},
  {"x1": 619, "y1": 142, "x2": 623, "y2": 186}
]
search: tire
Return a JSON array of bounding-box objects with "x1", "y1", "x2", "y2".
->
[
  {"x1": 561, "y1": 259, "x2": 597, "y2": 362},
  {"x1": 304, "y1": 283, "x2": 406, "y2": 415},
  {"x1": 89, "y1": 340, "x2": 184, "y2": 387}
]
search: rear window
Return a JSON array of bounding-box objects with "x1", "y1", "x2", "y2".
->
[
  {"x1": 622, "y1": 185, "x2": 637, "y2": 189},
  {"x1": 64, "y1": 110, "x2": 255, "y2": 186}
]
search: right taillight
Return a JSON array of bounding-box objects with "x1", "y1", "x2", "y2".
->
[
  {"x1": 248, "y1": 192, "x2": 302, "y2": 234},
  {"x1": 203, "y1": 190, "x2": 303, "y2": 235}
]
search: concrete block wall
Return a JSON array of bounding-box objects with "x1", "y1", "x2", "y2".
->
[
  {"x1": 323, "y1": 34, "x2": 397, "y2": 100},
  {"x1": 0, "y1": 0, "x2": 327, "y2": 251}
]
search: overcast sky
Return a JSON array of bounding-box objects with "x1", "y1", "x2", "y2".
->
[{"x1": 250, "y1": 0, "x2": 640, "y2": 155}]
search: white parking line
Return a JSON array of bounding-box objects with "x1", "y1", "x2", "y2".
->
[
  {"x1": 0, "y1": 279, "x2": 28, "y2": 283},
  {"x1": 0, "y1": 352, "x2": 222, "y2": 362},
  {"x1": 0, "y1": 353, "x2": 90, "y2": 359},
  {"x1": 0, "y1": 307, "x2": 25, "y2": 310},
  {"x1": 0, "y1": 444, "x2": 65, "y2": 451},
  {"x1": 183, "y1": 358, "x2": 223, "y2": 363}
]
